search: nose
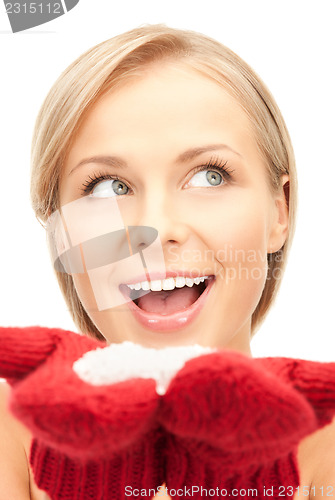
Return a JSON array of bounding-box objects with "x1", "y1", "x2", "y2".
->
[{"x1": 127, "y1": 191, "x2": 190, "y2": 253}]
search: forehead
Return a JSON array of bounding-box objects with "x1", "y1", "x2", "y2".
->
[{"x1": 65, "y1": 62, "x2": 259, "y2": 170}]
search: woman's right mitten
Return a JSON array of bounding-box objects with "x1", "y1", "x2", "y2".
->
[{"x1": 0, "y1": 326, "x2": 164, "y2": 500}]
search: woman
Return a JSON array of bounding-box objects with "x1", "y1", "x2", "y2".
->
[{"x1": 1, "y1": 24, "x2": 335, "y2": 499}]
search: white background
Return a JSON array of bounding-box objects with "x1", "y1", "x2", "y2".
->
[{"x1": 0, "y1": 0, "x2": 334, "y2": 360}]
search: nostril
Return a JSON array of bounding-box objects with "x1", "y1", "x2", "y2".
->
[{"x1": 127, "y1": 226, "x2": 159, "y2": 252}]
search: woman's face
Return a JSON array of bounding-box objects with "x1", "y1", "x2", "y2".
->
[{"x1": 59, "y1": 62, "x2": 288, "y2": 351}]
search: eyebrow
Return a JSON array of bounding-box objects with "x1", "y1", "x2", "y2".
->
[
  {"x1": 69, "y1": 155, "x2": 127, "y2": 175},
  {"x1": 69, "y1": 144, "x2": 242, "y2": 175},
  {"x1": 176, "y1": 144, "x2": 242, "y2": 163}
]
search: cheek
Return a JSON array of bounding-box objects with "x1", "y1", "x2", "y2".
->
[
  {"x1": 194, "y1": 191, "x2": 270, "y2": 263},
  {"x1": 211, "y1": 214, "x2": 269, "y2": 295},
  {"x1": 71, "y1": 273, "x2": 118, "y2": 340},
  {"x1": 195, "y1": 195, "x2": 270, "y2": 317},
  {"x1": 72, "y1": 274, "x2": 98, "y2": 314},
  {"x1": 215, "y1": 213, "x2": 269, "y2": 266}
]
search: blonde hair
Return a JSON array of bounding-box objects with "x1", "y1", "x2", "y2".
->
[{"x1": 31, "y1": 24, "x2": 297, "y2": 340}]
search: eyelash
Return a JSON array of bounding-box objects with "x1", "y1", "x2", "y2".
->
[
  {"x1": 191, "y1": 158, "x2": 234, "y2": 183},
  {"x1": 80, "y1": 171, "x2": 118, "y2": 195},
  {"x1": 80, "y1": 158, "x2": 234, "y2": 195}
]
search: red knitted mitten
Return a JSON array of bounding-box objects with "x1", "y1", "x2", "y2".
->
[
  {"x1": 2, "y1": 327, "x2": 335, "y2": 500},
  {"x1": 159, "y1": 351, "x2": 335, "y2": 499},
  {"x1": 0, "y1": 327, "x2": 164, "y2": 500}
]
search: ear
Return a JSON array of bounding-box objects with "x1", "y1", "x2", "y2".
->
[{"x1": 267, "y1": 174, "x2": 290, "y2": 254}]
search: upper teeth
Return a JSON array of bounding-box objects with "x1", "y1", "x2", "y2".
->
[{"x1": 126, "y1": 276, "x2": 209, "y2": 291}]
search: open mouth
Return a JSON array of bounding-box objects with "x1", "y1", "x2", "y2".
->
[{"x1": 120, "y1": 275, "x2": 213, "y2": 316}]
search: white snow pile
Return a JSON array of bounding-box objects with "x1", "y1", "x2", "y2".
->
[{"x1": 73, "y1": 341, "x2": 215, "y2": 395}]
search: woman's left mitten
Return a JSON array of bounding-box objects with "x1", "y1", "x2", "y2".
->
[{"x1": 159, "y1": 351, "x2": 322, "y2": 498}]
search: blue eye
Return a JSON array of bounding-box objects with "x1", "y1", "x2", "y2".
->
[
  {"x1": 81, "y1": 160, "x2": 232, "y2": 197},
  {"x1": 187, "y1": 169, "x2": 224, "y2": 188},
  {"x1": 81, "y1": 175, "x2": 130, "y2": 198},
  {"x1": 91, "y1": 179, "x2": 129, "y2": 198}
]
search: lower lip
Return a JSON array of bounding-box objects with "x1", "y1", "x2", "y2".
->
[{"x1": 121, "y1": 278, "x2": 215, "y2": 332}]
